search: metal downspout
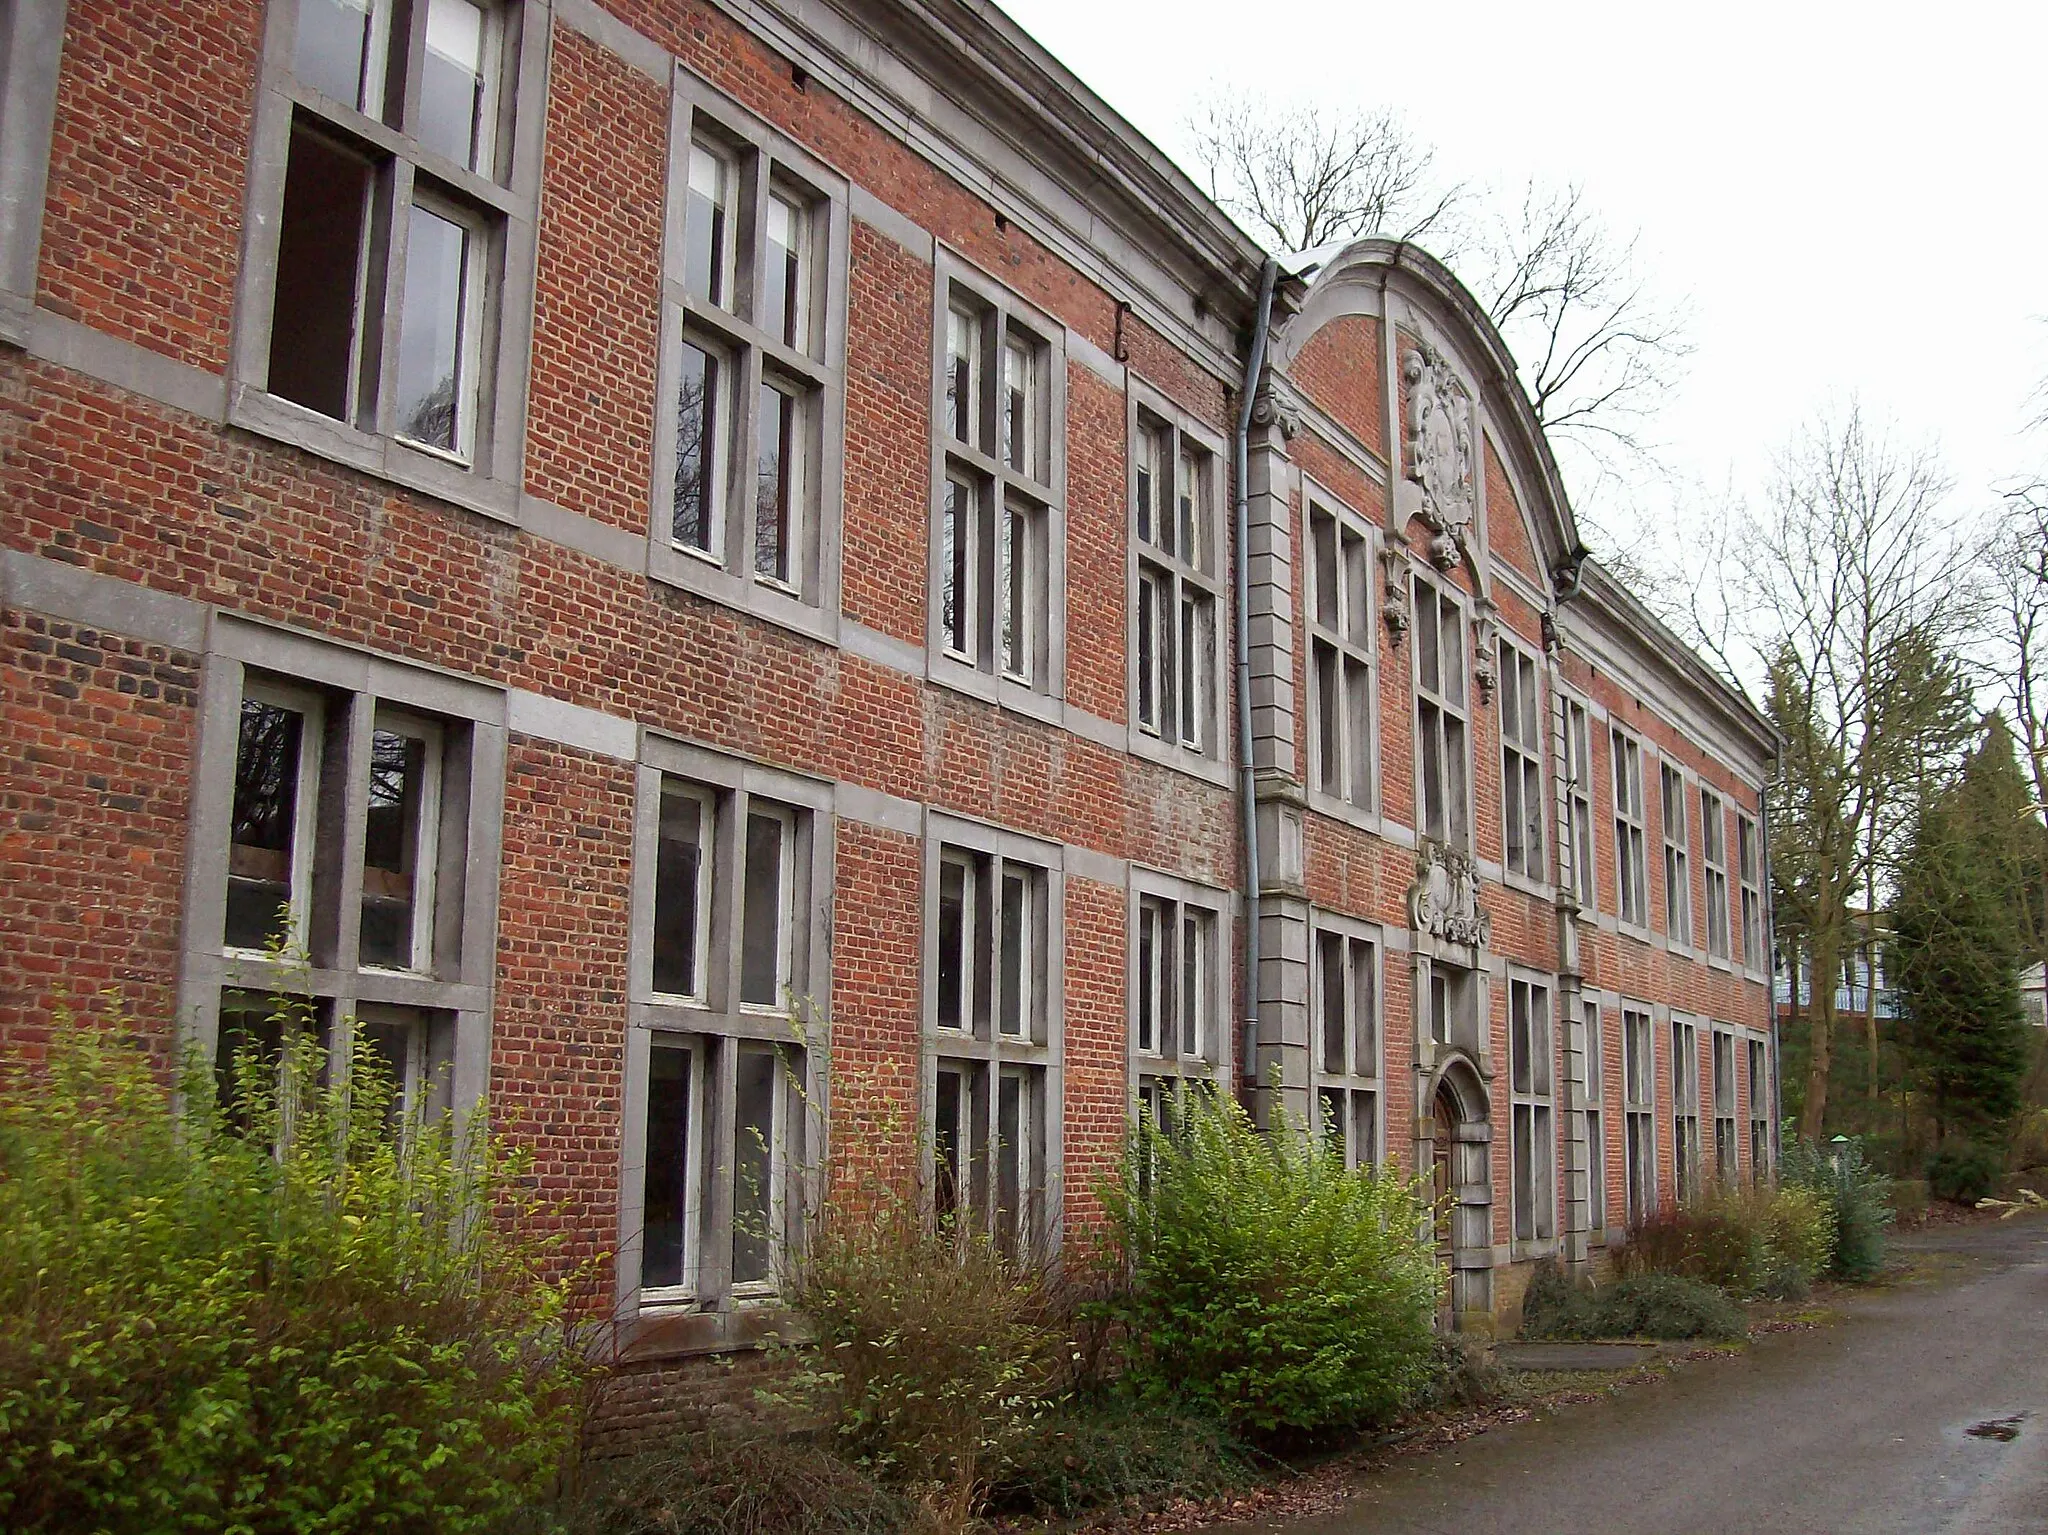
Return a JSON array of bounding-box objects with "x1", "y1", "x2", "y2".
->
[
  {"x1": 1235, "y1": 258, "x2": 1279, "y2": 1093},
  {"x1": 1763, "y1": 778, "x2": 1784, "y2": 1170}
]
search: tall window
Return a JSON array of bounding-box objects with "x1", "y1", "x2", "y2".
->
[
  {"x1": 1132, "y1": 405, "x2": 1224, "y2": 759},
  {"x1": 1311, "y1": 920, "x2": 1380, "y2": 1170},
  {"x1": 1583, "y1": 999, "x2": 1608, "y2": 1236},
  {"x1": 1612, "y1": 730, "x2": 1648, "y2": 927},
  {"x1": 1661, "y1": 764, "x2": 1692, "y2": 947},
  {"x1": 660, "y1": 85, "x2": 845, "y2": 625},
  {"x1": 1499, "y1": 641, "x2": 1545, "y2": 880},
  {"x1": 1563, "y1": 699, "x2": 1597, "y2": 910},
  {"x1": 1737, "y1": 814, "x2": 1764, "y2": 969},
  {"x1": 248, "y1": 0, "x2": 528, "y2": 479},
  {"x1": 1671, "y1": 1017, "x2": 1701, "y2": 1204},
  {"x1": 1509, "y1": 977, "x2": 1555, "y2": 1245},
  {"x1": 1701, "y1": 789, "x2": 1730, "y2": 960},
  {"x1": 1746, "y1": 1036, "x2": 1772, "y2": 1180},
  {"x1": 1306, "y1": 496, "x2": 1376, "y2": 812},
  {"x1": 632, "y1": 754, "x2": 827, "y2": 1313},
  {"x1": 1426, "y1": 961, "x2": 1479, "y2": 1052},
  {"x1": 929, "y1": 836, "x2": 1057, "y2": 1257},
  {"x1": 189, "y1": 641, "x2": 500, "y2": 1137},
  {"x1": 1712, "y1": 1028, "x2": 1738, "y2": 1183},
  {"x1": 931, "y1": 262, "x2": 1064, "y2": 702},
  {"x1": 1414, "y1": 576, "x2": 1469, "y2": 846},
  {"x1": 1132, "y1": 881, "x2": 1227, "y2": 1128},
  {"x1": 1622, "y1": 1005, "x2": 1656, "y2": 1224}
]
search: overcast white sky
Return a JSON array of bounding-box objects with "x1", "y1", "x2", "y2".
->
[{"x1": 1001, "y1": 0, "x2": 2048, "y2": 554}]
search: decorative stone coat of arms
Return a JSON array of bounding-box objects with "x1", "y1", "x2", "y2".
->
[
  {"x1": 1403, "y1": 342, "x2": 1475, "y2": 570},
  {"x1": 1408, "y1": 839, "x2": 1491, "y2": 949}
]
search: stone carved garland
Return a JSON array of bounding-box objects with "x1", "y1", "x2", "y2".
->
[
  {"x1": 1408, "y1": 839, "x2": 1491, "y2": 949},
  {"x1": 1403, "y1": 341, "x2": 1476, "y2": 571}
]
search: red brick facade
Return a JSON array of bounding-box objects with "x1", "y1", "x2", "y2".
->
[{"x1": 0, "y1": 0, "x2": 1774, "y2": 1363}]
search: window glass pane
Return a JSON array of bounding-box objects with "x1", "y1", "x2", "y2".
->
[
  {"x1": 947, "y1": 304, "x2": 978, "y2": 446},
  {"x1": 732, "y1": 1046, "x2": 777, "y2": 1285},
  {"x1": 653, "y1": 783, "x2": 706, "y2": 998},
  {"x1": 1180, "y1": 910, "x2": 1203, "y2": 1058},
  {"x1": 755, "y1": 381, "x2": 797, "y2": 584},
  {"x1": 1000, "y1": 502, "x2": 1029, "y2": 679},
  {"x1": 1177, "y1": 442, "x2": 1204, "y2": 568},
  {"x1": 269, "y1": 126, "x2": 370, "y2": 423},
  {"x1": 227, "y1": 699, "x2": 306, "y2": 951},
  {"x1": 1136, "y1": 898, "x2": 1160, "y2": 1053},
  {"x1": 684, "y1": 141, "x2": 730, "y2": 307},
  {"x1": 1135, "y1": 427, "x2": 1164, "y2": 546},
  {"x1": 1345, "y1": 657, "x2": 1372, "y2": 808},
  {"x1": 642, "y1": 1045, "x2": 692, "y2": 1290},
  {"x1": 1343, "y1": 530, "x2": 1371, "y2": 647},
  {"x1": 935, "y1": 1065, "x2": 964, "y2": 1220},
  {"x1": 360, "y1": 727, "x2": 431, "y2": 969},
  {"x1": 1135, "y1": 572, "x2": 1157, "y2": 728},
  {"x1": 1415, "y1": 582, "x2": 1439, "y2": 696},
  {"x1": 1352, "y1": 939, "x2": 1377, "y2": 1068},
  {"x1": 942, "y1": 477, "x2": 972, "y2": 657},
  {"x1": 294, "y1": 0, "x2": 378, "y2": 111},
  {"x1": 762, "y1": 192, "x2": 807, "y2": 350},
  {"x1": 740, "y1": 811, "x2": 787, "y2": 1007},
  {"x1": 1441, "y1": 600, "x2": 1465, "y2": 708},
  {"x1": 1179, "y1": 589, "x2": 1208, "y2": 748},
  {"x1": 1003, "y1": 334, "x2": 1032, "y2": 475},
  {"x1": 1320, "y1": 1086, "x2": 1345, "y2": 1161},
  {"x1": 938, "y1": 858, "x2": 969, "y2": 1031},
  {"x1": 997, "y1": 1071, "x2": 1024, "y2": 1249},
  {"x1": 673, "y1": 339, "x2": 721, "y2": 553},
  {"x1": 419, "y1": 0, "x2": 489, "y2": 171},
  {"x1": 394, "y1": 205, "x2": 471, "y2": 454},
  {"x1": 1446, "y1": 716, "x2": 1468, "y2": 842},
  {"x1": 1313, "y1": 643, "x2": 1338, "y2": 794},
  {"x1": 1504, "y1": 761, "x2": 1525, "y2": 871},
  {"x1": 1319, "y1": 931, "x2": 1344, "y2": 1074},
  {"x1": 998, "y1": 868, "x2": 1026, "y2": 1039},
  {"x1": 1420, "y1": 704, "x2": 1444, "y2": 840}
]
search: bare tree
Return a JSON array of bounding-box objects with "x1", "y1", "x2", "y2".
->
[
  {"x1": 1187, "y1": 92, "x2": 1462, "y2": 254},
  {"x1": 1183, "y1": 94, "x2": 1689, "y2": 512},
  {"x1": 1729, "y1": 408, "x2": 1975, "y2": 1136}
]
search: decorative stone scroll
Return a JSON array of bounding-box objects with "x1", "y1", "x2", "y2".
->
[
  {"x1": 1403, "y1": 341, "x2": 1476, "y2": 571},
  {"x1": 1471, "y1": 609, "x2": 1498, "y2": 703},
  {"x1": 1408, "y1": 839, "x2": 1491, "y2": 949},
  {"x1": 1379, "y1": 541, "x2": 1412, "y2": 647}
]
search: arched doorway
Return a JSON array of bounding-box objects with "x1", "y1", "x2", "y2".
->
[{"x1": 1422, "y1": 1058, "x2": 1493, "y2": 1330}]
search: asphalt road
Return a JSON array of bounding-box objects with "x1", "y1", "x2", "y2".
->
[{"x1": 1259, "y1": 1214, "x2": 2048, "y2": 1535}]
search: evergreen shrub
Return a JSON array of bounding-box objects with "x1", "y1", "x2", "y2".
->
[
  {"x1": 1099, "y1": 1089, "x2": 1441, "y2": 1436},
  {"x1": 1782, "y1": 1133, "x2": 1894, "y2": 1281},
  {"x1": 1926, "y1": 1143, "x2": 2004, "y2": 1205}
]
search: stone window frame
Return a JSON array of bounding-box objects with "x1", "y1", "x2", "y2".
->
[
  {"x1": 1496, "y1": 634, "x2": 1546, "y2": 890},
  {"x1": 616, "y1": 734, "x2": 834, "y2": 1353},
  {"x1": 650, "y1": 67, "x2": 850, "y2": 645},
  {"x1": 228, "y1": 0, "x2": 552, "y2": 527},
  {"x1": 1620, "y1": 1000, "x2": 1657, "y2": 1226},
  {"x1": 1669, "y1": 1013, "x2": 1702, "y2": 1205},
  {"x1": 1301, "y1": 479, "x2": 1380, "y2": 826},
  {"x1": 918, "y1": 810, "x2": 1067, "y2": 1258},
  {"x1": 1710, "y1": 1024, "x2": 1738, "y2": 1183},
  {"x1": 1128, "y1": 865, "x2": 1233, "y2": 1116},
  {"x1": 1659, "y1": 761, "x2": 1693, "y2": 951},
  {"x1": 1745, "y1": 1033, "x2": 1772, "y2": 1180},
  {"x1": 1610, "y1": 726, "x2": 1650, "y2": 936},
  {"x1": 1581, "y1": 994, "x2": 1609, "y2": 1239},
  {"x1": 1700, "y1": 786, "x2": 1732, "y2": 965},
  {"x1": 1125, "y1": 379, "x2": 1230, "y2": 786},
  {"x1": 927, "y1": 248, "x2": 1069, "y2": 720},
  {"x1": 1561, "y1": 693, "x2": 1599, "y2": 913},
  {"x1": 175, "y1": 615, "x2": 508, "y2": 1122},
  {"x1": 1736, "y1": 811, "x2": 1765, "y2": 977},
  {"x1": 1506, "y1": 967, "x2": 1556, "y2": 1255},
  {"x1": 1308, "y1": 907, "x2": 1383, "y2": 1171},
  {"x1": 1410, "y1": 567, "x2": 1472, "y2": 852},
  {"x1": 0, "y1": 0, "x2": 67, "y2": 347}
]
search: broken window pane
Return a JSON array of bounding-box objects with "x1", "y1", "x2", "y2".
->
[
  {"x1": 268, "y1": 124, "x2": 371, "y2": 424},
  {"x1": 731, "y1": 1045, "x2": 776, "y2": 1284},
  {"x1": 642, "y1": 1044, "x2": 692, "y2": 1290},
  {"x1": 360, "y1": 725, "x2": 431, "y2": 969}
]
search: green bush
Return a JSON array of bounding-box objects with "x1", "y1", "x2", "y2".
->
[
  {"x1": 1520, "y1": 1266, "x2": 1744, "y2": 1342},
  {"x1": 1782, "y1": 1133, "x2": 1894, "y2": 1281},
  {"x1": 787, "y1": 1185, "x2": 1065, "y2": 1519},
  {"x1": 984, "y1": 1401, "x2": 1252, "y2": 1519},
  {"x1": 1758, "y1": 1183, "x2": 1836, "y2": 1298},
  {"x1": 566, "y1": 1426, "x2": 912, "y2": 1535},
  {"x1": 1099, "y1": 1089, "x2": 1441, "y2": 1436},
  {"x1": 0, "y1": 1015, "x2": 592, "y2": 1534},
  {"x1": 1927, "y1": 1143, "x2": 2004, "y2": 1205}
]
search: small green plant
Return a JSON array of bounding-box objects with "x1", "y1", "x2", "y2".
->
[
  {"x1": 1758, "y1": 1183, "x2": 1836, "y2": 1298},
  {"x1": 1099, "y1": 1088, "x2": 1441, "y2": 1436},
  {"x1": 1782, "y1": 1132, "x2": 1894, "y2": 1281},
  {"x1": 1619, "y1": 1183, "x2": 1834, "y2": 1299},
  {"x1": 984, "y1": 1401, "x2": 1253, "y2": 1519},
  {"x1": 0, "y1": 1010, "x2": 594, "y2": 1534},
  {"x1": 1927, "y1": 1142, "x2": 2004, "y2": 1205}
]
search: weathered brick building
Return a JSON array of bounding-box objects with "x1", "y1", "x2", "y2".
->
[{"x1": 0, "y1": 0, "x2": 1776, "y2": 1369}]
